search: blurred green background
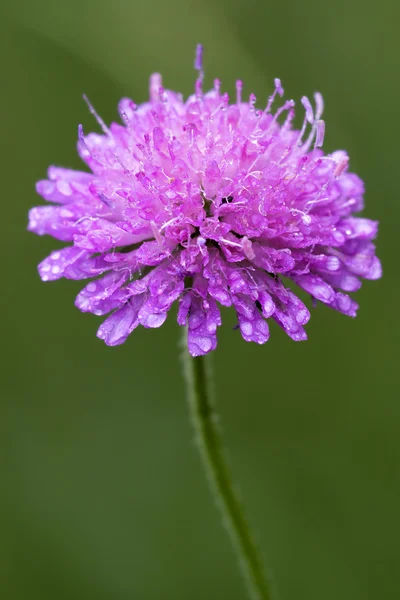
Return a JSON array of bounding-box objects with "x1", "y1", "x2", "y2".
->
[{"x1": 0, "y1": 1, "x2": 398, "y2": 598}]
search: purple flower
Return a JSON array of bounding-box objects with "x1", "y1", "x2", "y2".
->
[{"x1": 29, "y1": 47, "x2": 381, "y2": 356}]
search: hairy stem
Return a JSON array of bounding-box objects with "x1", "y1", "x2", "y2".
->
[{"x1": 181, "y1": 331, "x2": 272, "y2": 600}]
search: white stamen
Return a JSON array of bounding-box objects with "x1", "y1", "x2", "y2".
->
[
  {"x1": 151, "y1": 221, "x2": 164, "y2": 246},
  {"x1": 83, "y1": 95, "x2": 112, "y2": 137},
  {"x1": 236, "y1": 80, "x2": 243, "y2": 104},
  {"x1": 194, "y1": 45, "x2": 204, "y2": 98},
  {"x1": 150, "y1": 73, "x2": 162, "y2": 102},
  {"x1": 221, "y1": 238, "x2": 242, "y2": 248},
  {"x1": 296, "y1": 113, "x2": 309, "y2": 146},
  {"x1": 267, "y1": 99, "x2": 295, "y2": 133},
  {"x1": 315, "y1": 119, "x2": 325, "y2": 148},
  {"x1": 160, "y1": 216, "x2": 181, "y2": 232},
  {"x1": 290, "y1": 209, "x2": 312, "y2": 225},
  {"x1": 194, "y1": 44, "x2": 203, "y2": 72},
  {"x1": 213, "y1": 79, "x2": 221, "y2": 94},
  {"x1": 314, "y1": 92, "x2": 324, "y2": 119},
  {"x1": 242, "y1": 237, "x2": 255, "y2": 260},
  {"x1": 334, "y1": 156, "x2": 349, "y2": 178},
  {"x1": 265, "y1": 78, "x2": 284, "y2": 114},
  {"x1": 301, "y1": 96, "x2": 314, "y2": 124},
  {"x1": 196, "y1": 236, "x2": 207, "y2": 256},
  {"x1": 274, "y1": 78, "x2": 284, "y2": 96}
]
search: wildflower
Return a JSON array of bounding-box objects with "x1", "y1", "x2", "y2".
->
[{"x1": 28, "y1": 46, "x2": 381, "y2": 356}]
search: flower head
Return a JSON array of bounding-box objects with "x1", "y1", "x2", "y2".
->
[{"x1": 29, "y1": 46, "x2": 381, "y2": 356}]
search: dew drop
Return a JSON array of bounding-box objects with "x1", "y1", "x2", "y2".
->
[
  {"x1": 145, "y1": 313, "x2": 166, "y2": 328},
  {"x1": 197, "y1": 336, "x2": 212, "y2": 353},
  {"x1": 241, "y1": 322, "x2": 253, "y2": 337}
]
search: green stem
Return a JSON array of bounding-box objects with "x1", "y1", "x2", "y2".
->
[{"x1": 181, "y1": 330, "x2": 272, "y2": 600}]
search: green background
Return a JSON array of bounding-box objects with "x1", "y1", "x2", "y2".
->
[{"x1": 0, "y1": 1, "x2": 398, "y2": 598}]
